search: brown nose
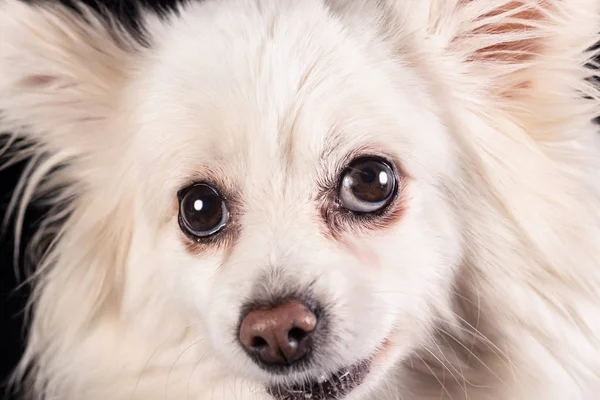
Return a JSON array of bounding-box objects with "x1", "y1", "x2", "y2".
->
[{"x1": 239, "y1": 301, "x2": 318, "y2": 366}]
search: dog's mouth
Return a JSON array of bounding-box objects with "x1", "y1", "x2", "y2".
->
[{"x1": 266, "y1": 360, "x2": 371, "y2": 400}]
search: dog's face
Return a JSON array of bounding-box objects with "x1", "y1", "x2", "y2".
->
[
  {"x1": 1, "y1": 0, "x2": 463, "y2": 397},
  {"x1": 5, "y1": 0, "x2": 595, "y2": 398},
  {"x1": 128, "y1": 1, "x2": 462, "y2": 394}
]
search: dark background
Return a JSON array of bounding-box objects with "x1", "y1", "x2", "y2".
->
[
  {"x1": 0, "y1": 0, "x2": 599, "y2": 398},
  {"x1": 1, "y1": 154, "x2": 33, "y2": 397}
]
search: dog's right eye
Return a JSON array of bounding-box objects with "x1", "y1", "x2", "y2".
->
[{"x1": 178, "y1": 183, "x2": 229, "y2": 239}]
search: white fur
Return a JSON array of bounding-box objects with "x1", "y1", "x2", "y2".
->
[{"x1": 1, "y1": 0, "x2": 599, "y2": 399}]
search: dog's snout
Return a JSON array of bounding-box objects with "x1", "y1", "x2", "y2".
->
[{"x1": 239, "y1": 301, "x2": 318, "y2": 367}]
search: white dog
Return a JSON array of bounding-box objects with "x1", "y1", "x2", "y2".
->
[{"x1": 1, "y1": 0, "x2": 600, "y2": 399}]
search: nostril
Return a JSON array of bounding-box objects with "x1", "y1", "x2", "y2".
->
[
  {"x1": 288, "y1": 327, "x2": 309, "y2": 344},
  {"x1": 250, "y1": 336, "x2": 268, "y2": 349},
  {"x1": 238, "y1": 300, "x2": 320, "y2": 368}
]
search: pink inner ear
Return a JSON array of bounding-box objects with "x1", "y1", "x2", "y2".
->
[
  {"x1": 454, "y1": 1, "x2": 555, "y2": 98},
  {"x1": 20, "y1": 74, "x2": 58, "y2": 88},
  {"x1": 468, "y1": 0, "x2": 549, "y2": 63}
]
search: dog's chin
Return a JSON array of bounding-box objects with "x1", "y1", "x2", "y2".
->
[
  {"x1": 266, "y1": 360, "x2": 372, "y2": 400},
  {"x1": 265, "y1": 335, "x2": 400, "y2": 400}
]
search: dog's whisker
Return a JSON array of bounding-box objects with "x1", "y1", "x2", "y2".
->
[
  {"x1": 130, "y1": 323, "x2": 204, "y2": 400},
  {"x1": 422, "y1": 328, "x2": 471, "y2": 396},
  {"x1": 413, "y1": 352, "x2": 455, "y2": 400},
  {"x1": 164, "y1": 336, "x2": 206, "y2": 399},
  {"x1": 437, "y1": 313, "x2": 515, "y2": 367}
]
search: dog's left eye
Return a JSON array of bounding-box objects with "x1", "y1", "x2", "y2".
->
[
  {"x1": 338, "y1": 157, "x2": 397, "y2": 213},
  {"x1": 178, "y1": 183, "x2": 229, "y2": 238}
]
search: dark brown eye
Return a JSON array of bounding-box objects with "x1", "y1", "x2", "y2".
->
[
  {"x1": 339, "y1": 158, "x2": 397, "y2": 213},
  {"x1": 178, "y1": 183, "x2": 229, "y2": 238}
]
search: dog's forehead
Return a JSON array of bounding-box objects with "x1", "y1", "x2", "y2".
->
[{"x1": 135, "y1": 0, "x2": 413, "y2": 197}]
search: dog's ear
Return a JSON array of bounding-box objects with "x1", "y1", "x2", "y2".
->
[
  {"x1": 427, "y1": 0, "x2": 600, "y2": 130},
  {"x1": 0, "y1": 0, "x2": 141, "y2": 155},
  {"x1": 446, "y1": 0, "x2": 598, "y2": 95},
  {"x1": 384, "y1": 0, "x2": 599, "y2": 135}
]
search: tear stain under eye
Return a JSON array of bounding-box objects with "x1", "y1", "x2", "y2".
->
[
  {"x1": 175, "y1": 181, "x2": 244, "y2": 255},
  {"x1": 179, "y1": 218, "x2": 242, "y2": 255},
  {"x1": 338, "y1": 233, "x2": 381, "y2": 270},
  {"x1": 319, "y1": 176, "x2": 409, "y2": 241}
]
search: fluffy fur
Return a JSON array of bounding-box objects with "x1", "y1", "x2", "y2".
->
[{"x1": 1, "y1": 0, "x2": 600, "y2": 399}]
